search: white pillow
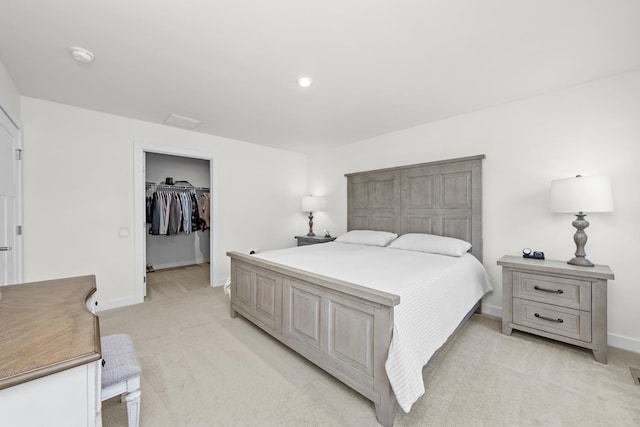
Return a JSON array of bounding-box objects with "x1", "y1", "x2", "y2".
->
[
  {"x1": 389, "y1": 233, "x2": 472, "y2": 257},
  {"x1": 335, "y1": 230, "x2": 398, "y2": 247}
]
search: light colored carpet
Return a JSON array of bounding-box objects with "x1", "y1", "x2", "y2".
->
[{"x1": 100, "y1": 265, "x2": 640, "y2": 426}]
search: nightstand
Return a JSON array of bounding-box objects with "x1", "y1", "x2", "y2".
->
[
  {"x1": 295, "y1": 235, "x2": 337, "y2": 246},
  {"x1": 497, "y1": 255, "x2": 614, "y2": 363}
]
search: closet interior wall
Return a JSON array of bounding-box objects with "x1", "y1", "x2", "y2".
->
[{"x1": 145, "y1": 152, "x2": 210, "y2": 270}]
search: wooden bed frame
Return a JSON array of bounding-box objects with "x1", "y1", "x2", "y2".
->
[{"x1": 227, "y1": 155, "x2": 484, "y2": 427}]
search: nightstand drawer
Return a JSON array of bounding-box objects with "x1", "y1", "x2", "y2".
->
[
  {"x1": 295, "y1": 236, "x2": 336, "y2": 246},
  {"x1": 513, "y1": 272, "x2": 591, "y2": 310},
  {"x1": 513, "y1": 299, "x2": 591, "y2": 342}
]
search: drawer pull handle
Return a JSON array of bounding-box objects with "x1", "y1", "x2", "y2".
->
[
  {"x1": 534, "y1": 285, "x2": 563, "y2": 294},
  {"x1": 534, "y1": 313, "x2": 564, "y2": 323}
]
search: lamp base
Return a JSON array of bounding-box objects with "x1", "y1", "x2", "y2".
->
[
  {"x1": 568, "y1": 212, "x2": 595, "y2": 267},
  {"x1": 306, "y1": 212, "x2": 315, "y2": 236},
  {"x1": 567, "y1": 257, "x2": 594, "y2": 267}
]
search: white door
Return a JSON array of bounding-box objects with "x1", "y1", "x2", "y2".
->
[{"x1": 0, "y1": 109, "x2": 21, "y2": 286}]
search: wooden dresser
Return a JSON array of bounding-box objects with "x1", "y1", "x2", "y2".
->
[
  {"x1": 0, "y1": 275, "x2": 102, "y2": 426},
  {"x1": 498, "y1": 255, "x2": 614, "y2": 363}
]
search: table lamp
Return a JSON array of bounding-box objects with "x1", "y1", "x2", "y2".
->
[
  {"x1": 301, "y1": 195, "x2": 323, "y2": 236},
  {"x1": 550, "y1": 175, "x2": 613, "y2": 267}
]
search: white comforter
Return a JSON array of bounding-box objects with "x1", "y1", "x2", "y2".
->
[{"x1": 255, "y1": 242, "x2": 493, "y2": 412}]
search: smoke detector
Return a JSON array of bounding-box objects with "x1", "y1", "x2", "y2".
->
[{"x1": 70, "y1": 47, "x2": 95, "y2": 63}]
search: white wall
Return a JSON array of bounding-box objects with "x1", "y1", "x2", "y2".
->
[
  {"x1": 0, "y1": 61, "x2": 20, "y2": 125},
  {"x1": 21, "y1": 97, "x2": 306, "y2": 307},
  {"x1": 308, "y1": 70, "x2": 640, "y2": 351},
  {"x1": 16, "y1": 66, "x2": 640, "y2": 350},
  {"x1": 145, "y1": 152, "x2": 210, "y2": 270}
]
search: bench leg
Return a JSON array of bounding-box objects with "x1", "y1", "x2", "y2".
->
[{"x1": 125, "y1": 389, "x2": 141, "y2": 427}]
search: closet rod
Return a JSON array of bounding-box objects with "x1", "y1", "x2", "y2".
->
[{"x1": 146, "y1": 183, "x2": 210, "y2": 191}]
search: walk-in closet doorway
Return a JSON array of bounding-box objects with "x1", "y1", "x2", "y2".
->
[{"x1": 134, "y1": 145, "x2": 218, "y2": 304}]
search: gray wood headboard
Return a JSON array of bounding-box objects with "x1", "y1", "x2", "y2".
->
[{"x1": 345, "y1": 155, "x2": 485, "y2": 262}]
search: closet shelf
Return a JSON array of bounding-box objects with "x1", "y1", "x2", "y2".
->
[{"x1": 146, "y1": 183, "x2": 210, "y2": 192}]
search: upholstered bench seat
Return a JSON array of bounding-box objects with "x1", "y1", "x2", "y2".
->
[{"x1": 101, "y1": 334, "x2": 141, "y2": 427}]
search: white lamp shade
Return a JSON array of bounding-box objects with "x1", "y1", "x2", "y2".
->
[
  {"x1": 301, "y1": 195, "x2": 323, "y2": 212},
  {"x1": 550, "y1": 175, "x2": 613, "y2": 213}
]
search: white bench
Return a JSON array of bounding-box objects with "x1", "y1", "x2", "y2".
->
[{"x1": 101, "y1": 334, "x2": 142, "y2": 427}]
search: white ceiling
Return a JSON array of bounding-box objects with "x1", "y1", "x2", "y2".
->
[{"x1": 1, "y1": 1, "x2": 639, "y2": 153}]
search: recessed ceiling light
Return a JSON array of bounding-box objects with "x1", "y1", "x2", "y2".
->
[
  {"x1": 297, "y1": 77, "x2": 313, "y2": 88},
  {"x1": 70, "y1": 47, "x2": 95, "y2": 64}
]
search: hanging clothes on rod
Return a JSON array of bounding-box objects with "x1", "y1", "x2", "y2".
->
[
  {"x1": 146, "y1": 182, "x2": 210, "y2": 236},
  {"x1": 199, "y1": 192, "x2": 210, "y2": 231}
]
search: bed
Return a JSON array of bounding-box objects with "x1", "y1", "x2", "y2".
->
[{"x1": 227, "y1": 155, "x2": 489, "y2": 426}]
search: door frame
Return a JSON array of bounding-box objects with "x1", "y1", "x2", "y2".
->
[
  {"x1": 0, "y1": 105, "x2": 22, "y2": 285},
  {"x1": 133, "y1": 143, "x2": 218, "y2": 304}
]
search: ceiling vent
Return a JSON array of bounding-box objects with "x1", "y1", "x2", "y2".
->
[
  {"x1": 164, "y1": 114, "x2": 202, "y2": 130},
  {"x1": 69, "y1": 47, "x2": 95, "y2": 64}
]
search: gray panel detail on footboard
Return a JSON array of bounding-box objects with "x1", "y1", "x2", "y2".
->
[{"x1": 228, "y1": 251, "x2": 398, "y2": 426}]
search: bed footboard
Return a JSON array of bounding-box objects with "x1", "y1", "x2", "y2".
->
[{"x1": 227, "y1": 251, "x2": 400, "y2": 427}]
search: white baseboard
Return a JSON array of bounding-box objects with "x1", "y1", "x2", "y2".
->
[
  {"x1": 608, "y1": 333, "x2": 640, "y2": 353},
  {"x1": 98, "y1": 270, "x2": 224, "y2": 311},
  {"x1": 150, "y1": 258, "x2": 210, "y2": 271},
  {"x1": 480, "y1": 303, "x2": 502, "y2": 318},
  {"x1": 479, "y1": 303, "x2": 640, "y2": 354},
  {"x1": 96, "y1": 295, "x2": 140, "y2": 312}
]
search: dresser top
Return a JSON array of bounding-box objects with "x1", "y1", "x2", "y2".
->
[
  {"x1": 0, "y1": 275, "x2": 101, "y2": 390},
  {"x1": 497, "y1": 255, "x2": 614, "y2": 280}
]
